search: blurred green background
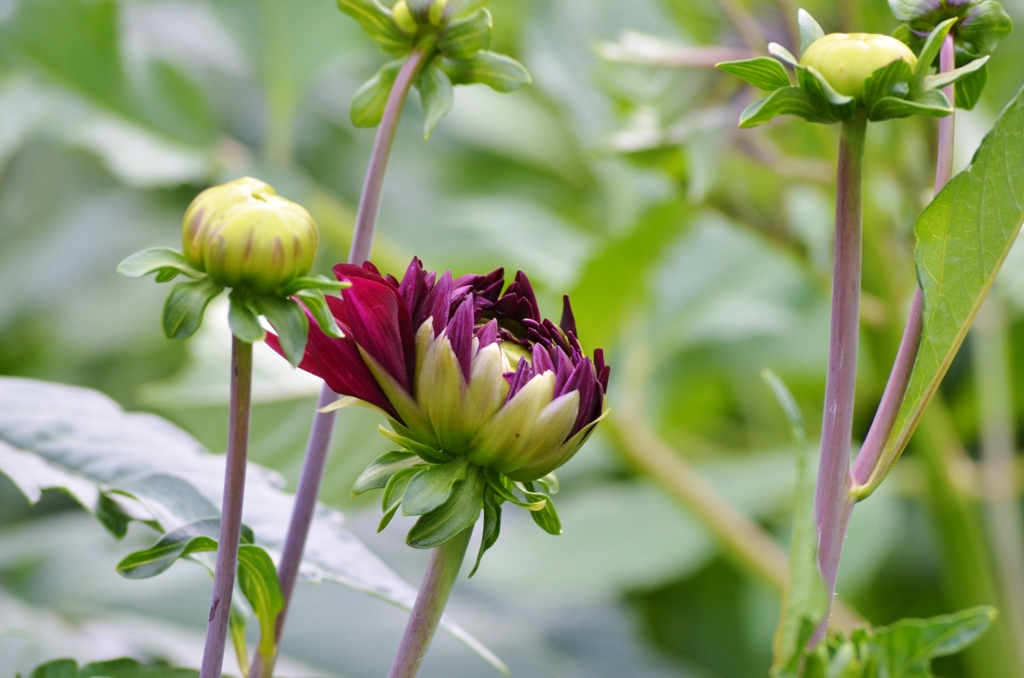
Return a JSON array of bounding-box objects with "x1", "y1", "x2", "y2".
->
[{"x1": 2, "y1": 0, "x2": 1024, "y2": 675}]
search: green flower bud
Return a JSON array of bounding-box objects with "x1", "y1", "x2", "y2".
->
[
  {"x1": 182, "y1": 177, "x2": 318, "y2": 293},
  {"x1": 801, "y1": 33, "x2": 918, "y2": 98}
]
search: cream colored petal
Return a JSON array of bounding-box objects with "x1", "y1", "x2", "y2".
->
[
  {"x1": 413, "y1": 320, "x2": 434, "y2": 399},
  {"x1": 506, "y1": 406, "x2": 609, "y2": 481},
  {"x1": 467, "y1": 371, "x2": 554, "y2": 468},
  {"x1": 465, "y1": 343, "x2": 510, "y2": 430},
  {"x1": 493, "y1": 390, "x2": 579, "y2": 478},
  {"x1": 419, "y1": 335, "x2": 473, "y2": 453},
  {"x1": 358, "y1": 345, "x2": 438, "y2": 448}
]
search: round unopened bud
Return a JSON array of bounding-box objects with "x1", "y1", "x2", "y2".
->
[
  {"x1": 182, "y1": 177, "x2": 318, "y2": 293},
  {"x1": 393, "y1": 1, "x2": 418, "y2": 33},
  {"x1": 801, "y1": 33, "x2": 917, "y2": 98}
]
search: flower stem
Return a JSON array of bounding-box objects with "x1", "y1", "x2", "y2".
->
[
  {"x1": 201, "y1": 336, "x2": 253, "y2": 678},
  {"x1": 248, "y1": 47, "x2": 430, "y2": 678},
  {"x1": 387, "y1": 527, "x2": 473, "y2": 678},
  {"x1": 350, "y1": 46, "x2": 430, "y2": 266},
  {"x1": 812, "y1": 111, "x2": 867, "y2": 642}
]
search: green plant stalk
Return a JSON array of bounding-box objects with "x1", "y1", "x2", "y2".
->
[
  {"x1": 813, "y1": 111, "x2": 867, "y2": 642},
  {"x1": 387, "y1": 527, "x2": 473, "y2": 678},
  {"x1": 201, "y1": 336, "x2": 253, "y2": 678},
  {"x1": 972, "y1": 293, "x2": 1024, "y2": 670},
  {"x1": 248, "y1": 46, "x2": 431, "y2": 678}
]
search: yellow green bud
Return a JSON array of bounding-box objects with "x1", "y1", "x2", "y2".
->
[
  {"x1": 182, "y1": 177, "x2": 319, "y2": 293},
  {"x1": 392, "y1": 1, "x2": 418, "y2": 33},
  {"x1": 800, "y1": 33, "x2": 918, "y2": 98}
]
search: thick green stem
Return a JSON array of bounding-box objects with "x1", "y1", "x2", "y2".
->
[
  {"x1": 813, "y1": 112, "x2": 867, "y2": 642},
  {"x1": 387, "y1": 528, "x2": 473, "y2": 678},
  {"x1": 201, "y1": 337, "x2": 253, "y2": 678}
]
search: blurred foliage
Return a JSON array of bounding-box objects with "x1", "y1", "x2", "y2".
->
[{"x1": 2, "y1": 0, "x2": 1024, "y2": 676}]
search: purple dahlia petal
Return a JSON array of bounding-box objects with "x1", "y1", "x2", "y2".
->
[
  {"x1": 594, "y1": 348, "x2": 610, "y2": 392},
  {"x1": 476, "y1": 319, "x2": 498, "y2": 348},
  {"x1": 334, "y1": 267, "x2": 416, "y2": 392},
  {"x1": 397, "y1": 257, "x2": 427, "y2": 317},
  {"x1": 532, "y1": 344, "x2": 555, "y2": 375},
  {"x1": 505, "y1": 357, "x2": 533, "y2": 402},
  {"x1": 421, "y1": 269, "x2": 453, "y2": 335},
  {"x1": 561, "y1": 358, "x2": 598, "y2": 437},
  {"x1": 554, "y1": 347, "x2": 575, "y2": 394},
  {"x1": 560, "y1": 295, "x2": 577, "y2": 336},
  {"x1": 448, "y1": 295, "x2": 475, "y2": 382}
]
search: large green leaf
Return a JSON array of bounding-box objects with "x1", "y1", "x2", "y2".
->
[
  {"x1": 866, "y1": 606, "x2": 997, "y2": 677},
  {"x1": 21, "y1": 658, "x2": 199, "y2": 678},
  {"x1": 0, "y1": 377, "x2": 503, "y2": 671},
  {"x1": 855, "y1": 85, "x2": 1024, "y2": 496}
]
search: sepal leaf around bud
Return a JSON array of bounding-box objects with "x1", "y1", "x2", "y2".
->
[
  {"x1": 339, "y1": 0, "x2": 530, "y2": 138},
  {"x1": 717, "y1": 10, "x2": 987, "y2": 127}
]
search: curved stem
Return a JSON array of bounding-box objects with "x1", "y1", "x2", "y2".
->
[
  {"x1": 350, "y1": 47, "x2": 430, "y2": 265},
  {"x1": 201, "y1": 337, "x2": 253, "y2": 678},
  {"x1": 812, "y1": 111, "x2": 867, "y2": 643},
  {"x1": 248, "y1": 48, "x2": 430, "y2": 678},
  {"x1": 388, "y1": 528, "x2": 473, "y2": 678}
]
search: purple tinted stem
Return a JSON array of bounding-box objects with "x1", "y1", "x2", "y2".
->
[
  {"x1": 387, "y1": 527, "x2": 473, "y2": 678},
  {"x1": 812, "y1": 112, "x2": 867, "y2": 643},
  {"x1": 349, "y1": 46, "x2": 430, "y2": 266},
  {"x1": 852, "y1": 34, "x2": 956, "y2": 487},
  {"x1": 201, "y1": 337, "x2": 253, "y2": 678},
  {"x1": 248, "y1": 47, "x2": 430, "y2": 678}
]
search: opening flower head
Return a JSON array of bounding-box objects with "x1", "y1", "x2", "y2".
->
[{"x1": 270, "y1": 257, "x2": 609, "y2": 571}]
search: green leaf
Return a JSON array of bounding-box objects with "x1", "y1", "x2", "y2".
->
[
  {"x1": 738, "y1": 87, "x2": 829, "y2": 128},
  {"x1": 439, "y1": 51, "x2": 531, "y2": 92},
  {"x1": 379, "y1": 424, "x2": 452, "y2": 463},
  {"x1": 924, "y1": 55, "x2": 989, "y2": 92},
  {"x1": 402, "y1": 457, "x2": 470, "y2": 516},
  {"x1": 0, "y1": 377, "x2": 500, "y2": 669},
  {"x1": 438, "y1": 9, "x2": 492, "y2": 59},
  {"x1": 380, "y1": 466, "x2": 420, "y2": 531},
  {"x1": 255, "y1": 295, "x2": 309, "y2": 366},
  {"x1": 337, "y1": 0, "x2": 412, "y2": 55},
  {"x1": 162, "y1": 278, "x2": 223, "y2": 340},
  {"x1": 855, "y1": 84, "x2": 1024, "y2": 497},
  {"x1": 115, "y1": 518, "x2": 254, "y2": 579},
  {"x1": 863, "y1": 58, "x2": 914, "y2": 112},
  {"x1": 228, "y1": 290, "x2": 266, "y2": 344},
  {"x1": 763, "y1": 370, "x2": 828, "y2": 676},
  {"x1": 418, "y1": 64, "x2": 455, "y2": 140},
  {"x1": 407, "y1": 464, "x2": 485, "y2": 548},
  {"x1": 867, "y1": 606, "x2": 997, "y2": 676},
  {"x1": 888, "y1": 0, "x2": 919, "y2": 22},
  {"x1": 528, "y1": 490, "x2": 562, "y2": 535},
  {"x1": 293, "y1": 288, "x2": 344, "y2": 339},
  {"x1": 116, "y1": 247, "x2": 204, "y2": 281},
  {"x1": 351, "y1": 59, "x2": 403, "y2": 128},
  {"x1": 353, "y1": 450, "x2": 425, "y2": 494},
  {"x1": 955, "y1": 61, "x2": 988, "y2": 110},
  {"x1": 229, "y1": 605, "x2": 251, "y2": 677},
  {"x1": 913, "y1": 18, "x2": 957, "y2": 94},
  {"x1": 469, "y1": 485, "x2": 502, "y2": 577},
  {"x1": 237, "y1": 544, "x2": 286, "y2": 661},
  {"x1": 25, "y1": 658, "x2": 199, "y2": 678},
  {"x1": 768, "y1": 42, "x2": 800, "y2": 67},
  {"x1": 869, "y1": 89, "x2": 952, "y2": 121},
  {"x1": 716, "y1": 57, "x2": 791, "y2": 91},
  {"x1": 483, "y1": 467, "x2": 546, "y2": 510},
  {"x1": 797, "y1": 65, "x2": 856, "y2": 120},
  {"x1": 797, "y1": 9, "x2": 825, "y2": 56}
]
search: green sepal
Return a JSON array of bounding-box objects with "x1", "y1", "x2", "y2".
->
[
  {"x1": 525, "y1": 481, "x2": 561, "y2": 535},
  {"x1": 955, "y1": 0, "x2": 1013, "y2": 59},
  {"x1": 116, "y1": 518, "x2": 254, "y2": 579},
  {"x1": 228, "y1": 289, "x2": 266, "y2": 344},
  {"x1": 738, "y1": 87, "x2": 829, "y2": 128},
  {"x1": 483, "y1": 467, "x2": 546, "y2": 510},
  {"x1": 913, "y1": 18, "x2": 957, "y2": 94},
  {"x1": 162, "y1": 277, "x2": 223, "y2": 340},
  {"x1": 293, "y1": 288, "x2": 344, "y2": 339},
  {"x1": 924, "y1": 54, "x2": 988, "y2": 92},
  {"x1": 768, "y1": 42, "x2": 800, "y2": 67},
  {"x1": 797, "y1": 65, "x2": 856, "y2": 121},
  {"x1": 955, "y1": 60, "x2": 987, "y2": 109},
  {"x1": 380, "y1": 466, "x2": 419, "y2": 531},
  {"x1": 282, "y1": 275, "x2": 349, "y2": 296},
  {"x1": 254, "y1": 295, "x2": 309, "y2": 366},
  {"x1": 117, "y1": 247, "x2": 205, "y2": 282},
  {"x1": 716, "y1": 56, "x2": 791, "y2": 91},
  {"x1": 352, "y1": 449, "x2": 426, "y2": 495},
  {"x1": 237, "y1": 544, "x2": 285, "y2": 662},
  {"x1": 407, "y1": 0, "x2": 433, "y2": 22},
  {"x1": 439, "y1": 51, "x2": 531, "y2": 92},
  {"x1": 402, "y1": 456, "x2": 470, "y2": 516},
  {"x1": 438, "y1": 8, "x2": 492, "y2": 59},
  {"x1": 535, "y1": 471, "x2": 559, "y2": 495},
  {"x1": 863, "y1": 58, "x2": 913, "y2": 112},
  {"x1": 380, "y1": 424, "x2": 454, "y2": 463},
  {"x1": 469, "y1": 485, "x2": 502, "y2": 577},
  {"x1": 444, "y1": 0, "x2": 488, "y2": 20},
  {"x1": 337, "y1": 0, "x2": 413, "y2": 56},
  {"x1": 870, "y1": 88, "x2": 951, "y2": 120},
  {"x1": 407, "y1": 463, "x2": 485, "y2": 548},
  {"x1": 351, "y1": 59, "x2": 403, "y2": 128},
  {"x1": 418, "y1": 64, "x2": 455, "y2": 139},
  {"x1": 797, "y1": 9, "x2": 824, "y2": 55}
]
